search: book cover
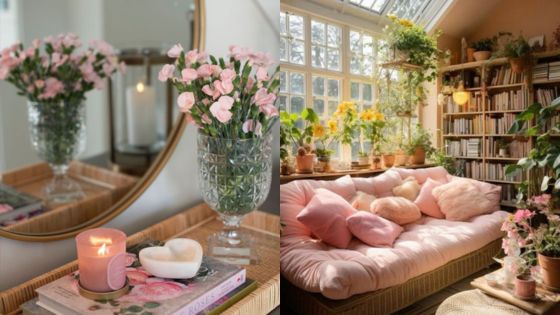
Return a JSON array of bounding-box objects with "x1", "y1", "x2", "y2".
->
[
  {"x1": 36, "y1": 255, "x2": 245, "y2": 315},
  {"x1": 0, "y1": 183, "x2": 43, "y2": 223}
]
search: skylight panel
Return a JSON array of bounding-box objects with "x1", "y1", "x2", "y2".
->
[{"x1": 348, "y1": 0, "x2": 389, "y2": 13}]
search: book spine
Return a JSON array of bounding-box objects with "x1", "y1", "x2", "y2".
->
[{"x1": 176, "y1": 269, "x2": 246, "y2": 315}]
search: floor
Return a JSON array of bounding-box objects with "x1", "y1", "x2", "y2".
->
[{"x1": 280, "y1": 264, "x2": 500, "y2": 315}]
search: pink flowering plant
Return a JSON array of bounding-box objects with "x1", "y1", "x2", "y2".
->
[{"x1": 158, "y1": 44, "x2": 279, "y2": 139}]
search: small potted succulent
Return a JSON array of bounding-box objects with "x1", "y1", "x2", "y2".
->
[
  {"x1": 494, "y1": 35, "x2": 531, "y2": 73},
  {"x1": 280, "y1": 108, "x2": 319, "y2": 174},
  {"x1": 406, "y1": 124, "x2": 433, "y2": 165},
  {"x1": 471, "y1": 38, "x2": 495, "y2": 61}
]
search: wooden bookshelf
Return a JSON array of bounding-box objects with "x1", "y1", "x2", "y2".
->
[{"x1": 439, "y1": 50, "x2": 560, "y2": 208}]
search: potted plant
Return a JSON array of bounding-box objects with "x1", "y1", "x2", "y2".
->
[
  {"x1": 428, "y1": 150, "x2": 457, "y2": 175},
  {"x1": 380, "y1": 140, "x2": 396, "y2": 168},
  {"x1": 406, "y1": 124, "x2": 433, "y2": 165},
  {"x1": 334, "y1": 101, "x2": 358, "y2": 170},
  {"x1": 496, "y1": 138, "x2": 510, "y2": 158},
  {"x1": 357, "y1": 151, "x2": 369, "y2": 166},
  {"x1": 471, "y1": 38, "x2": 495, "y2": 61},
  {"x1": 279, "y1": 108, "x2": 319, "y2": 174},
  {"x1": 359, "y1": 109, "x2": 386, "y2": 170},
  {"x1": 313, "y1": 120, "x2": 338, "y2": 173},
  {"x1": 494, "y1": 35, "x2": 531, "y2": 73}
]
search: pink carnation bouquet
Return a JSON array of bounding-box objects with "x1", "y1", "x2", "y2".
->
[
  {"x1": 158, "y1": 44, "x2": 279, "y2": 138},
  {"x1": 0, "y1": 33, "x2": 124, "y2": 102}
]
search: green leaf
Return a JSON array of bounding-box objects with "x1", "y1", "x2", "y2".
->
[
  {"x1": 143, "y1": 302, "x2": 160, "y2": 309},
  {"x1": 505, "y1": 164, "x2": 523, "y2": 176},
  {"x1": 541, "y1": 175, "x2": 551, "y2": 191},
  {"x1": 554, "y1": 154, "x2": 560, "y2": 169},
  {"x1": 555, "y1": 179, "x2": 560, "y2": 190}
]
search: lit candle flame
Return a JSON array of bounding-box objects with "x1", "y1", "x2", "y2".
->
[
  {"x1": 97, "y1": 243, "x2": 109, "y2": 256},
  {"x1": 136, "y1": 82, "x2": 145, "y2": 93}
]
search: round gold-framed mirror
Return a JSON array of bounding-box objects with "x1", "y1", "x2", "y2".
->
[{"x1": 0, "y1": 0, "x2": 205, "y2": 241}]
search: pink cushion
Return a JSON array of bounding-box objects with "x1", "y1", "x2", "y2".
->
[
  {"x1": 280, "y1": 176, "x2": 356, "y2": 239},
  {"x1": 370, "y1": 197, "x2": 422, "y2": 225},
  {"x1": 296, "y1": 188, "x2": 355, "y2": 248},
  {"x1": 351, "y1": 191, "x2": 376, "y2": 211},
  {"x1": 414, "y1": 178, "x2": 445, "y2": 219},
  {"x1": 353, "y1": 170, "x2": 402, "y2": 197},
  {"x1": 432, "y1": 179, "x2": 501, "y2": 221},
  {"x1": 393, "y1": 166, "x2": 449, "y2": 184},
  {"x1": 346, "y1": 212, "x2": 403, "y2": 247},
  {"x1": 392, "y1": 177, "x2": 421, "y2": 201}
]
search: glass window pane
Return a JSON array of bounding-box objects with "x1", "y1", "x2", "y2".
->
[
  {"x1": 363, "y1": 35, "x2": 373, "y2": 56},
  {"x1": 361, "y1": 0, "x2": 375, "y2": 8},
  {"x1": 313, "y1": 99, "x2": 325, "y2": 115},
  {"x1": 311, "y1": 20, "x2": 325, "y2": 44},
  {"x1": 279, "y1": 71, "x2": 287, "y2": 92},
  {"x1": 327, "y1": 25, "x2": 341, "y2": 47},
  {"x1": 327, "y1": 79, "x2": 339, "y2": 98},
  {"x1": 350, "y1": 31, "x2": 361, "y2": 53},
  {"x1": 311, "y1": 45, "x2": 325, "y2": 68},
  {"x1": 290, "y1": 40, "x2": 305, "y2": 65},
  {"x1": 363, "y1": 57, "x2": 373, "y2": 75},
  {"x1": 279, "y1": 95, "x2": 287, "y2": 111},
  {"x1": 363, "y1": 84, "x2": 372, "y2": 101},
  {"x1": 312, "y1": 76, "x2": 324, "y2": 96},
  {"x1": 328, "y1": 100, "x2": 338, "y2": 115},
  {"x1": 280, "y1": 12, "x2": 287, "y2": 35},
  {"x1": 290, "y1": 72, "x2": 304, "y2": 94},
  {"x1": 350, "y1": 55, "x2": 361, "y2": 75},
  {"x1": 327, "y1": 48, "x2": 340, "y2": 71},
  {"x1": 289, "y1": 15, "x2": 304, "y2": 40},
  {"x1": 291, "y1": 96, "x2": 305, "y2": 113},
  {"x1": 280, "y1": 38, "x2": 287, "y2": 62},
  {"x1": 352, "y1": 141, "x2": 361, "y2": 159},
  {"x1": 350, "y1": 82, "x2": 360, "y2": 99}
]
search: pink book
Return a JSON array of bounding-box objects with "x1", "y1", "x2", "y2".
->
[{"x1": 36, "y1": 256, "x2": 246, "y2": 315}]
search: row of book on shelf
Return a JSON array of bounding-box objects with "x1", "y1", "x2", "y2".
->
[
  {"x1": 533, "y1": 62, "x2": 560, "y2": 81},
  {"x1": 484, "y1": 138, "x2": 529, "y2": 158},
  {"x1": 461, "y1": 161, "x2": 525, "y2": 183},
  {"x1": 488, "y1": 65, "x2": 525, "y2": 86},
  {"x1": 443, "y1": 92, "x2": 483, "y2": 114},
  {"x1": 535, "y1": 87, "x2": 560, "y2": 106},
  {"x1": 485, "y1": 113, "x2": 517, "y2": 135},
  {"x1": 445, "y1": 139, "x2": 480, "y2": 157},
  {"x1": 444, "y1": 117, "x2": 483, "y2": 135},
  {"x1": 488, "y1": 89, "x2": 528, "y2": 111}
]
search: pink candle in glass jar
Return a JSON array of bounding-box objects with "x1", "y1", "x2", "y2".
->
[{"x1": 76, "y1": 228, "x2": 127, "y2": 292}]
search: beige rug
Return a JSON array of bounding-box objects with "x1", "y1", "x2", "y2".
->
[{"x1": 436, "y1": 289, "x2": 530, "y2": 315}]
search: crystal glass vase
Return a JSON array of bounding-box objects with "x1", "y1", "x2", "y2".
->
[
  {"x1": 197, "y1": 132, "x2": 273, "y2": 264},
  {"x1": 28, "y1": 100, "x2": 86, "y2": 204}
]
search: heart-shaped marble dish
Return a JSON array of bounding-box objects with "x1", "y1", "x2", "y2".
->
[{"x1": 139, "y1": 238, "x2": 203, "y2": 279}]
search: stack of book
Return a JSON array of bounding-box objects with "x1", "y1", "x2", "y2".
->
[
  {"x1": 466, "y1": 138, "x2": 481, "y2": 157},
  {"x1": 28, "y1": 256, "x2": 256, "y2": 315},
  {"x1": 533, "y1": 63, "x2": 548, "y2": 81},
  {"x1": 445, "y1": 139, "x2": 480, "y2": 157},
  {"x1": 548, "y1": 61, "x2": 560, "y2": 80},
  {"x1": 0, "y1": 183, "x2": 43, "y2": 227},
  {"x1": 488, "y1": 89, "x2": 528, "y2": 111}
]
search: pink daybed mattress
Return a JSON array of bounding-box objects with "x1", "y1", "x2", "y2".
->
[{"x1": 280, "y1": 172, "x2": 508, "y2": 300}]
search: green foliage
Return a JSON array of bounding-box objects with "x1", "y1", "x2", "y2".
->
[
  {"x1": 471, "y1": 38, "x2": 495, "y2": 51},
  {"x1": 279, "y1": 108, "x2": 319, "y2": 159},
  {"x1": 494, "y1": 35, "x2": 531, "y2": 58},
  {"x1": 428, "y1": 150, "x2": 457, "y2": 175},
  {"x1": 405, "y1": 124, "x2": 433, "y2": 155}
]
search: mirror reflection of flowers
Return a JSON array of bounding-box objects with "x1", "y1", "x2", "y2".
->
[
  {"x1": 359, "y1": 108, "x2": 385, "y2": 155},
  {"x1": 333, "y1": 101, "x2": 358, "y2": 145},
  {"x1": 159, "y1": 44, "x2": 279, "y2": 138}
]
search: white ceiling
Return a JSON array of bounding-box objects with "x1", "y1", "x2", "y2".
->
[{"x1": 432, "y1": 0, "x2": 502, "y2": 38}]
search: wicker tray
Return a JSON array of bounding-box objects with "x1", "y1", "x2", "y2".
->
[
  {"x1": 1, "y1": 161, "x2": 137, "y2": 234},
  {"x1": 0, "y1": 203, "x2": 280, "y2": 315}
]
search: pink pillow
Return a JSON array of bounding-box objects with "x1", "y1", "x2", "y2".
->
[
  {"x1": 392, "y1": 177, "x2": 421, "y2": 201},
  {"x1": 353, "y1": 170, "x2": 402, "y2": 197},
  {"x1": 351, "y1": 191, "x2": 376, "y2": 211},
  {"x1": 370, "y1": 196, "x2": 422, "y2": 225},
  {"x1": 414, "y1": 178, "x2": 445, "y2": 219},
  {"x1": 392, "y1": 166, "x2": 449, "y2": 184},
  {"x1": 347, "y1": 212, "x2": 403, "y2": 247},
  {"x1": 296, "y1": 188, "x2": 355, "y2": 248},
  {"x1": 432, "y1": 179, "x2": 500, "y2": 221}
]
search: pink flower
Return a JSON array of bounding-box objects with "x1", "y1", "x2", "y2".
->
[
  {"x1": 202, "y1": 84, "x2": 221, "y2": 100},
  {"x1": 79, "y1": 62, "x2": 94, "y2": 77},
  {"x1": 102, "y1": 63, "x2": 114, "y2": 76},
  {"x1": 245, "y1": 77, "x2": 255, "y2": 91},
  {"x1": 38, "y1": 77, "x2": 64, "y2": 99},
  {"x1": 256, "y1": 67, "x2": 269, "y2": 81},
  {"x1": 181, "y1": 68, "x2": 198, "y2": 83},
  {"x1": 249, "y1": 51, "x2": 274, "y2": 67},
  {"x1": 177, "y1": 92, "x2": 195, "y2": 112},
  {"x1": 0, "y1": 204, "x2": 13, "y2": 214},
  {"x1": 214, "y1": 79, "x2": 233, "y2": 95},
  {"x1": 242, "y1": 119, "x2": 262, "y2": 136},
  {"x1": 220, "y1": 68, "x2": 236, "y2": 82},
  {"x1": 167, "y1": 43, "x2": 183, "y2": 58},
  {"x1": 186, "y1": 49, "x2": 200, "y2": 65},
  {"x1": 229, "y1": 45, "x2": 252, "y2": 61},
  {"x1": 35, "y1": 80, "x2": 45, "y2": 89},
  {"x1": 185, "y1": 113, "x2": 198, "y2": 126},
  {"x1": 513, "y1": 209, "x2": 533, "y2": 223},
  {"x1": 31, "y1": 39, "x2": 41, "y2": 49},
  {"x1": 90, "y1": 39, "x2": 114, "y2": 56},
  {"x1": 252, "y1": 87, "x2": 276, "y2": 106},
  {"x1": 197, "y1": 51, "x2": 208, "y2": 63},
  {"x1": 158, "y1": 64, "x2": 175, "y2": 82},
  {"x1": 197, "y1": 64, "x2": 213, "y2": 78},
  {"x1": 211, "y1": 65, "x2": 222, "y2": 77},
  {"x1": 26, "y1": 85, "x2": 34, "y2": 93},
  {"x1": 201, "y1": 114, "x2": 212, "y2": 124},
  {"x1": 210, "y1": 96, "x2": 234, "y2": 123},
  {"x1": 260, "y1": 104, "x2": 279, "y2": 117},
  {"x1": 532, "y1": 194, "x2": 551, "y2": 206},
  {"x1": 0, "y1": 67, "x2": 9, "y2": 80}
]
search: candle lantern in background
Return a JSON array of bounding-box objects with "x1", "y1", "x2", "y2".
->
[{"x1": 108, "y1": 48, "x2": 175, "y2": 175}]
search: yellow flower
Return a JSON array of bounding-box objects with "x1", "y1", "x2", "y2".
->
[
  {"x1": 313, "y1": 124, "x2": 325, "y2": 138},
  {"x1": 387, "y1": 14, "x2": 397, "y2": 21},
  {"x1": 327, "y1": 119, "x2": 337, "y2": 133},
  {"x1": 359, "y1": 109, "x2": 374, "y2": 122},
  {"x1": 399, "y1": 18, "x2": 413, "y2": 28},
  {"x1": 373, "y1": 112, "x2": 385, "y2": 122}
]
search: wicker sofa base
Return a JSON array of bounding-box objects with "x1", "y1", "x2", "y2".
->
[{"x1": 281, "y1": 238, "x2": 502, "y2": 315}]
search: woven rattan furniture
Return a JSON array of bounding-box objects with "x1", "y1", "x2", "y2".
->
[
  {"x1": 0, "y1": 203, "x2": 280, "y2": 315},
  {"x1": 281, "y1": 238, "x2": 502, "y2": 315}
]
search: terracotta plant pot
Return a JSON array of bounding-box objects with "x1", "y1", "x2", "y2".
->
[
  {"x1": 509, "y1": 57, "x2": 526, "y2": 73},
  {"x1": 371, "y1": 156, "x2": 381, "y2": 170},
  {"x1": 280, "y1": 162, "x2": 292, "y2": 175},
  {"x1": 514, "y1": 275, "x2": 536, "y2": 299},
  {"x1": 382, "y1": 154, "x2": 395, "y2": 168},
  {"x1": 315, "y1": 155, "x2": 332, "y2": 173},
  {"x1": 473, "y1": 50, "x2": 491, "y2": 61},
  {"x1": 538, "y1": 253, "x2": 560, "y2": 291},
  {"x1": 411, "y1": 147, "x2": 426, "y2": 165},
  {"x1": 357, "y1": 156, "x2": 369, "y2": 166},
  {"x1": 394, "y1": 151, "x2": 408, "y2": 166},
  {"x1": 295, "y1": 154, "x2": 315, "y2": 174},
  {"x1": 467, "y1": 48, "x2": 476, "y2": 62}
]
